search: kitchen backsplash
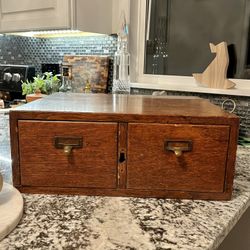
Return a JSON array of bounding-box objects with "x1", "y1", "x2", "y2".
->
[{"x1": 0, "y1": 34, "x2": 117, "y2": 74}]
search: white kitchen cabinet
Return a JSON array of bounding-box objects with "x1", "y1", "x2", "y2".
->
[
  {"x1": 0, "y1": 0, "x2": 72, "y2": 32},
  {"x1": 74, "y1": 0, "x2": 112, "y2": 34},
  {"x1": 0, "y1": 0, "x2": 129, "y2": 34},
  {"x1": 112, "y1": 0, "x2": 130, "y2": 34},
  {"x1": 75, "y1": 0, "x2": 130, "y2": 34}
]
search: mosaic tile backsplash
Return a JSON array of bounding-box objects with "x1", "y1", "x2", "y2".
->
[{"x1": 0, "y1": 34, "x2": 117, "y2": 75}]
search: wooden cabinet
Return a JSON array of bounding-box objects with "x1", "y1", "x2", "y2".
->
[
  {"x1": 0, "y1": 0, "x2": 129, "y2": 34},
  {"x1": 10, "y1": 93, "x2": 239, "y2": 200}
]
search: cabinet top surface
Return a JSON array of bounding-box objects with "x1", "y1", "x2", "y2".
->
[{"x1": 12, "y1": 93, "x2": 237, "y2": 119}]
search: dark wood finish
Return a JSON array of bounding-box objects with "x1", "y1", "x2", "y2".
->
[
  {"x1": 127, "y1": 123, "x2": 229, "y2": 192},
  {"x1": 117, "y1": 123, "x2": 128, "y2": 189},
  {"x1": 16, "y1": 186, "x2": 232, "y2": 200},
  {"x1": 10, "y1": 93, "x2": 237, "y2": 124},
  {"x1": 224, "y1": 119, "x2": 240, "y2": 197},
  {"x1": 9, "y1": 112, "x2": 21, "y2": 185},
  {"x1": 18, "y1": 121, "x2": 118, "y2": 188},
  {"x1": 9, "y1": 93, "x2": 239, "y2": 200}
]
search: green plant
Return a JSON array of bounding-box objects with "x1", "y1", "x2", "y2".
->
[
  {"x1": 21, "y1": 79, "x2": 35, "y2": 95},
  {"x1": 43, "y1": 72, "x2": 61, "y2": 94},
  {"x1": 22, "y1": 72, "x2": 60, "y2": 95}
]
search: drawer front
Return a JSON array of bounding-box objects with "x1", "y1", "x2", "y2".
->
[
  {"x1": 127, "y1": 123, "x2": 230, "y2": 192},
  {"x1": 18, "y1": 121, "x2": 118, "y2": 188}
]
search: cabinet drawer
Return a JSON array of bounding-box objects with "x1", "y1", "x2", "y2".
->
[
  {"x1": 127, "y1": 123, "x2": 230, "y2": 192},
  {"x1": 18, "y1": 121, "x2": 118, "y2": 188}
]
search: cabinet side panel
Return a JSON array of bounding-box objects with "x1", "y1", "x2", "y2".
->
[
  {"x1": 224, "y1": 119, "x2": 240, "y2": 196},
  {"x1": 9, "y1": 112, "x2": 21, "y2": 186}
]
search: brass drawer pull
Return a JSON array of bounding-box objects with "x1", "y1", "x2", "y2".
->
[
  {"x1": 54, "y1": 136, "x2": 83, "y2": 156},
  {"x1": 63, "y1": 145, "x2": 73, "y2": 156},
  {"x1": 165, "y1": 140, "x2": 192, "y2": 157}
]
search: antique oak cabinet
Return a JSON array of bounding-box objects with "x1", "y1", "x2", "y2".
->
[{"x1": 9, "y1": 93, "x2": 239, "y2": 200}]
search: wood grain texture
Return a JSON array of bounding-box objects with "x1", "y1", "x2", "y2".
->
[
  {"x1": 18, "y1": 121, "x2": 118, "y2": 188},
  {"x1": 9, "y1": 93, "x2": 240, "y2": 200},
  {"x1": 16, "y1": 186, "x2": 232, "y2": 201},
  {"x1": 9, "y1": 112, "x2": 21, "y2": 186},
  {"x1": 127, "y1": 123, "x2": 230, "y2": 192},
  {"x1": 25, "y1": 93, "x2": 46, "y2": 103},
  {"x1": 117, "y1": 123, "x2": 128, "y2": 189},
  {"x1": 11, "y1": 93, "x2": 238, "y2": 123},
  {"x1": 193, "y1": 42, "x2": 236, "y2": 89}
]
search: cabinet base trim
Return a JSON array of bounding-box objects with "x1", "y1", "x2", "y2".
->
[{"x1": 16, "y1": 186, "x2": 232, "y2": 201}]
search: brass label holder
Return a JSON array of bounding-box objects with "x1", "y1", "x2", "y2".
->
[{"x1": 54, "y1": 136, "x2": 83, "y2": 156}]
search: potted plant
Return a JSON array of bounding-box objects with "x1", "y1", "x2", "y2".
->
[
  {"x1": 22, "y1": 72, "x2": 60, "y2": 102},
  {"x1": 43, "y1": 72, "x2": 61, "y2": 94}
]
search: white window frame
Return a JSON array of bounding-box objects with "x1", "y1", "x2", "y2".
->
[{"x1": 129, "y1": 0, "x2": 250, "y2": 96}]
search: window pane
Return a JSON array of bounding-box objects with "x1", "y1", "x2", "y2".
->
[
  {"x1": 144, "y1": 0, "x2": 169, "y2": 75},
  {"x1": 144, "y1": 0, "x2": 248, "y2": 78}
]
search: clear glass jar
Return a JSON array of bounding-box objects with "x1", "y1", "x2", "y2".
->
[{"x1": 112, "y1": 39, "x2": 130, "y2": 94}]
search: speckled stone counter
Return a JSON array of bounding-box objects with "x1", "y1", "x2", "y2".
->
[{"x1": 0, "y1": 142, "x2": 249, "y2": 249}]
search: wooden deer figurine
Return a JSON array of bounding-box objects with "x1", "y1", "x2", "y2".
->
[{"x1": 193, "y1": 42, "x2": 235, "y2": 89}]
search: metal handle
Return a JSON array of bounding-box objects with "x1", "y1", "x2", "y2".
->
[
  {"x1": 165, "y1": 140, "x2": 192, "y2": 157},
  {"x1": 172, "y1": 147, "x2": 183, "y2": 157},
  {"x1": 63, "y1": 145, "x2": 73, "y2": 156},
  {"x1": 54, "y1": 136, "x2": 83, "y2": 156}
]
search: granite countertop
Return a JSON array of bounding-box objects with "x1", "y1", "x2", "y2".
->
[
  {"x1": 0, "y1": 108, "x2": 10, "y2": 113},
  {"x1": 0, "y1": 145, "x2": 249, "y2": 250}
]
